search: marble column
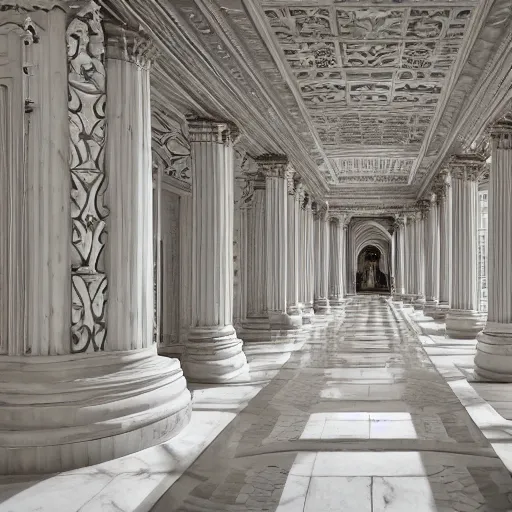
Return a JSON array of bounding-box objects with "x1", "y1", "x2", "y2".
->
[
  {"x1": 286, "y1": 172, "x2": 302, "y2": 318},
  {"x1": 424, "y1": 194, "x2": 440, "y2": 317},
  {"x1": 303, "y1": 194, "x2": 316, "y2": 321},
  {"x1": 393, "y1": 216, "x2": 405, "y2": 299},
  {"x1": 181, "y1": 119, "x2": 248, "y2": 382},
  {"x1": 413, "y1": 208, "x2": 426, "y2": 309},
  {"x1": 434, "y1": 173, "x2": 452, "y2": 319},
  {"x1": 475, "y1": 117, "x2": 512, "y2": 380},
  {"x1": 260, "y1": 157, "x2": 302, "y2": 330},
  {"x1": 342, "y1": 220, "x2": 350, "y2": 297},
  {"x1": 313, "y1": 202, "x2": 331, "y2": 314},
  {"x1": 403, "y1": 214, "x2": 416, "y2": 304},
  {"x1": 328, "y1": 214, "x2": 344, "y2": 307},
  {"x1": 446, "y1": 155, "x2": 486, "y2": 339},
  {"x1": 1, "y1": 9, "x2": 191, "y2": 475},
  {"x1": 297, "y1": 184, "x2": 311, "y2": 325},
  {"x1": 179, "y1": 195, "x2": 193, "y2": 347}
]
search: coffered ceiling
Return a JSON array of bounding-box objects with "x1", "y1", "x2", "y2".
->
[
  {"x1": 259, "y1": 2, "x2": 475, "y2": 188},
  {"x1": 104, "y1": 0, "x2": 512, "y2": 205}
]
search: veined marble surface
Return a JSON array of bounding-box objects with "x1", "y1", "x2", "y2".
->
[{"x1": 3, "y1": 296, "x2": 512, "y2": 511}]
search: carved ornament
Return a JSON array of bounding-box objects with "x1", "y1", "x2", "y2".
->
[
  {"x1": 449, "y1": 154, "x2": 487, "y2": 181},
  {"x1": 67, "y1": 0, "x2": 107, "y2": 353},
  {"x1": 491, "y1": 112, "x2": 512, "y2": 151},
  {"x1": 104, "y1": 23, "x2": 158, "y2": 69},
  {"x1": 0, "y1": 0, "x2": 65, "y2": 12},
  {"x1": 256, "y1": 154, "x2": 290, "y2": 179}
]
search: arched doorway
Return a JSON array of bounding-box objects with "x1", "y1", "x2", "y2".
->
[{"x1": 356, "y1": 245, "x2": 390, "y2": 293}]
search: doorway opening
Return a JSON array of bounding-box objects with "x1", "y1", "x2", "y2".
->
[{"x1": 356, "y1": 245, "x2": 390, "y2": 294}]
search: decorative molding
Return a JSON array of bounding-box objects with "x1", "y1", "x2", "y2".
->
[
  {"x1": 187, "y1": 117, "x2": 238, "y2": 144},
  {"x1": 491, "y1": 111, "x2": 512, "y2": 150},
  {"x1": 256, "y1": 154, "x2": 289, "y2": 178},
  {"x1": 0, "y1": 0, "x2": 66, "y2": 12},
  {"x1": 104, "y1": 23, "x2": 158, "y2": 69},
  {"x1": 68, "y1": 0, "x2": 108, "y2": 353},
  {"x1": 152, "y1": 108, "x2": 191, "y2": 185},
  {"x1": 449, "y1": 154, "x2": 487, "y2": 181}
]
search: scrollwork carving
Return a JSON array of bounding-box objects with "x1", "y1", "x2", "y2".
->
[{"x1": 67, "y1": 1, "x2": 108, "y2": 353}]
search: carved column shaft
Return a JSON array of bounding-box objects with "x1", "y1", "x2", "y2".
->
[
  {"x1": 328, "y1": 216, "x2": 344, "y2": 306},
  {"x1": 313, "y1": 204, "x2": 330, "y2": 313},
  {"x1": 246, "y1": 183, "x2": 267, "y2": 318},
  {"x1": 424, "y1": 197, "x2": 440, "y2": 315},
  {"x1": 286, "y1": 176, "x2": 301, "y2": 315},
  {"x1": 437, "y1": 177, "x2": 452, "y2": 317},
  {"x1": 446, "y1": 157, "x2": 486, "y2": 338},
  {"x1": 413, "y1": 211, "x2": 426, "y2": 307},
  {"x1": 0, "y1": 8, "x2": 70, "y2": 356},
  {"x1": 403, "y1": 215, "x2": 415, "y2": 301},
  {"x1": 476, "y1": 121, "x2": 512, "y2": 380},
  {"x1": 394, "y1": 219, "x2": 405, "y2": 297},
  {"x1": 182, "y1": 120, "x2": 247, "y2": 381},
  {"x1": 179, "y1": 195, "x2": 193, "y2": 344},
  {"x1": 104, "y1": 29, "x2": 154, "y2": 351},
  {"x1": 304, "y1": 199, "x2": 315, "y2": 317}
]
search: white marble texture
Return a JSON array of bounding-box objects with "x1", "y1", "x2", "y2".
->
[{"x1": 5, "y1": 297, "x2": 512, "y2": 512}]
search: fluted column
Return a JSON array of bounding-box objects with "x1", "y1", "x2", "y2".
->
[
  {"x1": 342, "y1": 220, "x2": 350, "y2": 297},
  {"x1": 313, "y1": 202, "x2": 331, "y2": 314},
  {"x1": 393, "y1": 216, "x2": 405, "y2": 298},
  {"x1": 304, "y1": 195, "x2": 316, "y2": 320},
  {"x1": 446, "y1": 155, "x2": 486, "y2": 339},
  {"x1": 179, "y1": 195, "x2": 193, "y2": 346},
  {"x1": 328, "y1": 214, "x2": 344, "y2": 307},
  {"x1": 1, "y1": 11, "x2": 191, "y2": 475},
  {"x1": 475, "y1": 117, "x2": 512, "y2": 380},
  {"x1": 259, "y1": 157, "x2": 302, "y2": 330},
  {"x1": 403, "y1": 214, "x2": 416, "y2": 303},
  {"x1": 434, "y1": 174, "x2": 452, "y2": 319},
  {"x1": 413, "y1": 208, "x2": 426, "y2": 309},
  {"x1": 286, "y1": 172, "x2": 302, "y2": 317},
  {"x1": 181, "y1": 119, "x2": 248, "y2": 382},
  {"x1": 424, "y1": 194, "x2": 440, "y2": 316}
]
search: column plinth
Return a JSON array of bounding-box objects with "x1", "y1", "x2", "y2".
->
[
  {"x1": 475, "y1": 119, "x2": 512, "y2": 380},
  {"x1": 181, "y1": 120, "x2": 248, "y2": 382},
  {"x1": 446, "y1": 156, "x2": 486, "y2": 339}
]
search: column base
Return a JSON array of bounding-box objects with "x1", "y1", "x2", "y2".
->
[
  {"x1": 423, "y1": 299, "x2": 439, "y2": 318},
  {"x1": 474, "y1": 322, "x2": 512, "y2": 382},
  {"x1": 301, "y1": 303, "x2": 315, "y2": 325},
  {"x1": 413, "y1": 296, "x2": 425, "y2": 310},
  {"x1": 182, "y1": 325, "x2": 249, "y2": 383},
  {"x1": 431, "y1": 302, "x2": 449, "y2": 320},
  {"x1": 0, "y1": 347, "x2": 191, "y2": 475},
  {"x1": 446, "y1": 309, "x2": 486, "y2": 339},
  {"x1": 313, "y1": 297, "x2": 331, "y2": 315},
  {"x1": 328, "y1": 296, "x2": 345, "y2": 309}
]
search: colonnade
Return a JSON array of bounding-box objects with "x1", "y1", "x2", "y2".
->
[{"x1": 2, "y1": 1, "x2": 512, "y2": 479}]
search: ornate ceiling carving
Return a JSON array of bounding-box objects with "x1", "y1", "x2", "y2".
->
[{"x1": 262, "y1": 3, "x2": 474, "y2": 186}]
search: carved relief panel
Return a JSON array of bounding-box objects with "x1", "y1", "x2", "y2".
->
[
  {"x1": 67, "y1": 2, "x2": 108, "y2": 353},
  {"x1": 263, "y1": 3, "x2": 474, "y2": 186}
]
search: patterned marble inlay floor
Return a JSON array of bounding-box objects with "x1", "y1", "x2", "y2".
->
[{"x1": 152, "y1": 296, "x2": 512, "y2": 511}]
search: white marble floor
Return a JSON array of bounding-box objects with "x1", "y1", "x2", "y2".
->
[
  {"x1": 151, "y1": 296, "x2": 512, "y2": 511},
  {"x1": 3, "y1": 296, "x2": 512, "y2": 511}
]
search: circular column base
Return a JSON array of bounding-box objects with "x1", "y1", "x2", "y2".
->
[
  {"x1": 0, "y1": 347, "x2": 191, "y2": 475},
  {"x1": 182, "y1": 325, "x2": 249, "y2": 383},
  {"x1": 446, "y1": 309, "x2": 486, "y2": 339},
  {"x1": 413, "y1": 296, "x2": 426, "y2": 310},
  {"x1": 431, "y1": 303, "x2": 449, "y2": 320},
  {"x1": 301, "y1": 304, "x2": 315, "y2": 325},
  {"x1": 423, "y1": 300, "x2": 439, "y2": 318},
  {"x1": 313, "y1": 298, "x2": 331, "y2": 315},
  {"x1": 475, "y1": 322, "x2": 512, "y2": 382}
]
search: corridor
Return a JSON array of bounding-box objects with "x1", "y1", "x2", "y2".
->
[{"x1": 153, "y1": 296, "x2": 512, "y2": 511}]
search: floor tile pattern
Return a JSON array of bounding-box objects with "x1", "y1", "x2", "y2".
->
[{"x1": 152, "y1": 296, "x2": 512, "y2": 511}]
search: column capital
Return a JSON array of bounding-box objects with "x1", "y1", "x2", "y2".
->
[
  {"x1": 328, "y1": 212, "x2": 347, "y2": 225},
  {"x1": 256, "y1": 155, "x2": 289, "y2": 178},
  {"x1": 448, "y1": 154, "x2": 487, "y2": 181},
  {"x1": 312, "y1": 201, "x2": 329, "y2": 220},
  {"x1": 104, "y1": 23, "x2": 159, "y2": 68},
  {"x1": 286, "y1": 168, "x2": 296, "y2": 195},
  {"x1": 187, "y1": 118, "x2": 239, "y2": 144},
  {"x1": 393, "y1": 214, "x2": 405, "y2": 230},
  {"x1": 431, "y1": 172, "x2": 450, "y2": 202},
  {"x1": 296, "y1": 181, "x2": 306, "y2": 205},
  {"x1": 490, "y1": 112, "x2": 512, "y2": 150},
  {"x1": 416, "y1": 199, "x2": 431, "y2": 219}
]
